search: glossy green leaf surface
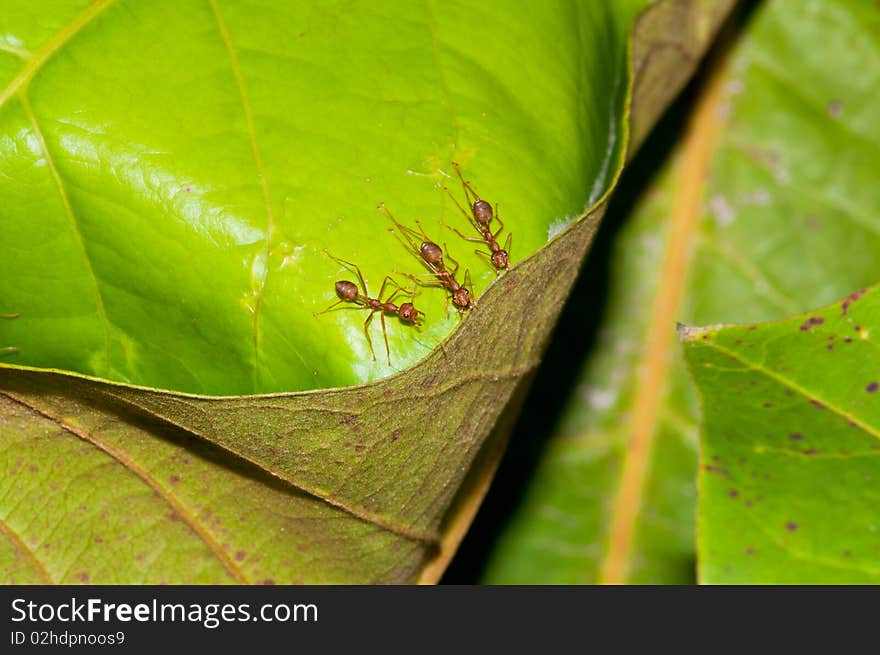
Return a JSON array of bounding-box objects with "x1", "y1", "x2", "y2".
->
[
  {"x1": 0, "y1": 0, "x2": 642, "y2": 395},
  {"x1": 0, "y1": 0, "x2": 722, "y2": 584},
  {"x1": 484, "y1": 0, "x2": 880, "y2": 583},
  {"x1": 683, "y1": 286, "x2": 880, "y2": 583}
]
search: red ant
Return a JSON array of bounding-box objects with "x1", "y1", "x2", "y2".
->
[
  {"x1": 314, "y1": 253, "x2": 422, "y2": 366},
  {"x1": 1, "y1": 312, "x2": 19, "y2": 355},
  {"x1": 378, "y1": 203, "x2": 473, "y2": 311},
  {"x1": 443, "y1": 161, "x2": 511, "y2": 273}
]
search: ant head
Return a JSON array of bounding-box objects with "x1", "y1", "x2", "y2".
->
[
  {"x1": 335, "y1": 280, "x2": 359, "y2": 301},
  {"x1": 398, "y1": 303, "x2": 420, "y2": 323},
  {"x1": 491, "y1": 250, "x2": 510, "y2": 270},
  {"x1": 473, "y1": 199, "x2": 493, "y2": 225},
  {"x1": 452, "y1": 287, "x2": 471, "y2": 310},
  {"x1": 420, "y1": 241, "x2": 444, "y2": 265}
]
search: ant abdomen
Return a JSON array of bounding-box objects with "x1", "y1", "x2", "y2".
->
[
  {"x1": 420, "y1": 241, "x2": 444, "y2": 265},
  {"x1": 473, "y1": 199, "x2": 493, "y2": 224},
  {"x1": 335, "y1": 280, "x2": 359, "y2": 301}
]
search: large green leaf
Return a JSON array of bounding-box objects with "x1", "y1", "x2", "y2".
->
[
  {"x1": 483, "y1": 0, "x2": 880, "y2": 584},
  {"x1": 682, "y1": 286, "x2": 880, "y2": 583},
  {"x1": 0, "y1": 0, "x2": 643, "y2": 394},
  {"x1": 0, "y1": 1, "x2": 726, "y2": 583}
]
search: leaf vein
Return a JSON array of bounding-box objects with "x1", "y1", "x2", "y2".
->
[
  {"x1": 20, "y1": 94, "x2": 113, "y2": 376},
  {"x1": 697, "y1": 340, "x2": 880, "y2": 442},
  {"x1": 425, "y1": 0, "x2": 460, "y2": 156},
  {"x1": 1, "y1": 391, "x2": 250, "y2": 584},
  {"x1": 209, "y1": 0, "x2": 277, "y2": 393},
  {"x1": 0, "y1": 0, "x2": 115, "y2": 109},
  {"x1": 0, "y1": 516, "x2": 53, "y2": 584}
]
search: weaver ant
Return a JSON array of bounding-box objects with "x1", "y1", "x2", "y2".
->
[
  {"x1": 378, "y1": 203, "x2": 473, "y2": 311},
  {"x1": 314, "y1": 253, "x2": 422, "y2": 366},
  {"x1": 443, "y1": 161, "x2": 511, "y2": 273},
  {"x1": 1, "y1": 312, "x2": 19, "y2": 355}
]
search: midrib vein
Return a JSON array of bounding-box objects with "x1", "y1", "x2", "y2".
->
[
  {"x1": 2, "y1": 391, "x2": 250, "y2": 584},
  {"x1": 101, "y1": 388, "x2": 444, "y2": 544},
  {"x1": 598, "y1": 61, "x2": 728, "y2": 584},
  {"x1": 425, "y1": 0, "x2": 460, "y2": 156},
  {"x1": 21, "y1": 94, "x2": 113, "y2": 377},
  {"x1": 0, "y1": 0, "x2": 114, "y2": 109},
  {"x1": 209, "y1": 0, "x2": 276, "y2": 393}
]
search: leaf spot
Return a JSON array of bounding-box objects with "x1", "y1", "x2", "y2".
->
[
  {"x1": 827, "y1": 99, "x2": 844, "y2": 118},
  {"x1": 799, "y1": 316, "x2": 824, "y2": 331},
  {"x1": 866, "y1": 382, "x2": 878, "y2": 393},
  {"x1": 786, "y1": 521, "x2": 799, "y2": 532},
  {"x1": 841, "y1": 289, "x2": 865, "y2": 315}
]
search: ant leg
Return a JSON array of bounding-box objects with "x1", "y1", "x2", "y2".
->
[
  {"x1": 441, "y1": 220, "x2": 484, "y2": 243},
  {"x1": 363, "y1": 310, "x2": 377, "y2": 362},
  {"x1": 1, "y1": 313, "x2": 19, "y2": 319},
  {"x1": 384, "y1": 277, "x2": 416, "y2": 306},
  {"x1": 380, "y1": 276, "x2": 412, "y2": 307},
  {"x1": 313, "y1": 299, "x2": 346, "y2": 316},
  {"x1": 443, "y1": 244, "x2": 460, "y2": 277},
  {"x1": 413, "y1": 220, "x2": 439, "y2": 246},
  {"x1": 504, "y1": 232, "x2": 512, "y2": 257},
  {"x1": 394, "y1": 283, "x2": 424, "y2": 323},
  {"x1": 473, "y1": 249, "x2": 503, "y2": 275},
  {"x1": 324, "y1": 250, "x2": 370, "y2": 297},
  {"x1": 380, "y1": 205, "x2": 423, "y2": 256},
  {"x1": 385, "y1": 287, "x2": 405, "y2": 305},
  {"x1": 380, "y1": 312, "x2": 391, "y2": 366},
  {"x1": 388, "y1": 228, "x2": 428, "y2": 269},
  {"x1": 492, "y1": 207, "x2": 505, "y2": 239},
  {"x1": 397, "y1": 272, "x2": 446, "y2": 288},
  {"x1": 463, "y1": 268, "x2": 476, "y2": 305},
  {"x1": 377, "y1": 275, "x2": 404, "y2": 303},
  {"x1": 451, "y1": 161, "x2": 479, "y2": 207},
  {"x1": 442, "y1": 185, "x2": 481, "y2": 233}
]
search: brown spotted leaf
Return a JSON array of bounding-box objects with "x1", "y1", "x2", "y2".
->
[{"x1": 683, "y1": 285, "x2": 880, "y2": 583}]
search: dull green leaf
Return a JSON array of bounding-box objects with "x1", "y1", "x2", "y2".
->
[
  {"x1": 683, "y1": 285, "x2": 880, "y2": 583},
  {"x1": 483, "y1": 0, "x2": 880, "y2": 584},
  {"x1": 0, "y1": 0, "x2": 719, "y2": 584}
]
